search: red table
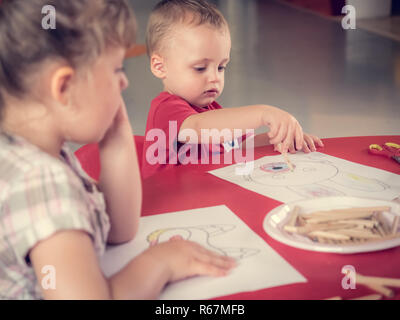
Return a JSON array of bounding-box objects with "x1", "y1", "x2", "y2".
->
[{"x1": 141, "y1": 136, "x2": 400, "y2": 300}]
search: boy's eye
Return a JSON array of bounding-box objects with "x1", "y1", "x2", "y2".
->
[
  {"x1": 116, "y1": 67, "x2": 126, "y2": 73},
  {"x1": 218, "y1": 66, "x2": 227, "y2": 72},
  {"x1": 194, "y1": 66, "x2": 206, "y2": 72}
]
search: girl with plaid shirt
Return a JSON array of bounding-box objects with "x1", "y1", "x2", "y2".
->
[{"x1": 0, "y1": 0, "x2": 234, "y2": 300}]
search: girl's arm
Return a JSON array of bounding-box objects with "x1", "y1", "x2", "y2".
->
[
  {"x1": 98, "y1": 100, "x2": 142, "y2": 244},
  {"x1": 30, "y1": 230, "x2": 235, "y2": 299},
  {"x1": 179, "y1": 104, "x2": 304, "y2": 152}
]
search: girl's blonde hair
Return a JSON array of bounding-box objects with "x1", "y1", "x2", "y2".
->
[
  {"x1": 0, "y1": 0, "x2": 136, "y2": 118},
  {"x1": 146, "y1": 0, "x2": 227, "y2": 57}
]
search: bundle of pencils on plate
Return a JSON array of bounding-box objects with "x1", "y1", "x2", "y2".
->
[{"x1": 283, "y1": 205, "x2": 400, "y2": 244}]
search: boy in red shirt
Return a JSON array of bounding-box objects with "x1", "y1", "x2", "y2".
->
[{"x1": 142, "y1": 0, "x2": 323, "y2": 178}]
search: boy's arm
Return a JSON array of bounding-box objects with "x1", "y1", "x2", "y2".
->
[
  {"x1": 242, "y1": 132, "x2": 324, "y2": 151},
  {"x1": 98, "y1": 101, "x2": 142, "y2": 244},
  {"x1": 179, "y1": 104, "x2": 303, "y2": 151},
  {"x1": 241, "y1": 132, "x2": 271, "y2": 149}
]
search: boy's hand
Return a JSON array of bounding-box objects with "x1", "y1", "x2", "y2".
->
[
  {"x1": 143, "y1": 238, "x2": 236, "y2": 283},
  {"x1": 274, "y1": 133, "x2": 324, "y2": 153},
  {"x1": 263, "y1": 106, "x2": 304, "y2": 152},
  {"x1": 298, "y1": 133, "x2": 324, "y2": 153}
]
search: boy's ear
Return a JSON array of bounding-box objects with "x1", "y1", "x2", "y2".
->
[
  {"x1": 150, "y1": 53, "x2": 166, "y2": 79},
  {"x1": 50, "y1": 66, "x2": 75, "y2": 106}
]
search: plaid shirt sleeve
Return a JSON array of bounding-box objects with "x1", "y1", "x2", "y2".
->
[{"x1": 1, "y1": 161, "x2": 103, "y2": 267}]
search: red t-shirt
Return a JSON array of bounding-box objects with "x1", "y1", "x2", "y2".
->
[{"x1": 142, "y1": 92, "x2": 233, "y2": 178}]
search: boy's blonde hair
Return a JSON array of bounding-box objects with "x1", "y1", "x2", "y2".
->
[
  {"x1": 0, "y1": 0, "x2": 136, "y2": 118},
  {"x1": 146, "y1": 0, "x2": 227, "y2": 56}
]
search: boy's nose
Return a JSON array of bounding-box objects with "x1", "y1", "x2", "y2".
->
[
  {"x1": 120, "y1": 73, "x2": 129, "y2": 91},
  {"x1": 208, "y1": 69, "x2": 221, "y2": 83}
]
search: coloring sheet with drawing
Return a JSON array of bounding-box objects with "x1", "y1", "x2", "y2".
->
[
  {"x1": 100, "y1": 205, "x2": 306, "y2": 300},
  {"x1": 209, "y1": 152, "x2": 400, "y2": 203}
]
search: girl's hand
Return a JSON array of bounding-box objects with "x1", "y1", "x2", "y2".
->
[
  {"x1": 263, "y1": 106, "x2": 304, "y2": 153},
  {"x1": 143, "y1": 238, "x2": 236, "y2": 283},
  {"x1": 99, "y1": 98, "x2": 133, "y2": 149},
  {"x1": 97, "y1": 98, "x2": 141, "y2": 244}
]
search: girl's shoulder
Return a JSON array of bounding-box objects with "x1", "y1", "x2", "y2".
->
[
  {"x1": 0, "y1": 131, "x2": 110, "y2": 254},
  {"x1": 0, "y1": 132, "x2": 92, "y2": 196},
  {"x1": 0, "y1": 132, "x2": 67, "y2": 181}
]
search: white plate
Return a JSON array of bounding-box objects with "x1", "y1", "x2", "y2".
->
[{"x1": 263, "y1": 196, "x2": 400, "y2": 254}]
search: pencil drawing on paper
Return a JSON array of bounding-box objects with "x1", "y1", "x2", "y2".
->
[
  {"x1": 206, "y1": 152, "x2": 400, "y2": 202},
  {"x1": 241, "y1": 154, "x2": 389, "y2": 199},
  {"x1": 208, "y1": 152, "x2": 399, "y2": 203},
  {"x1": 146, "y1": 224, "x2": 260, "y2": 260}
]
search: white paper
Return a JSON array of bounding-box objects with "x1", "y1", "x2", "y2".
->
[
  {"x1": 209, "y1": 152, "x2": 400, "y2": 203},
  {"x1": 100, "y1": 205, "x2": 306, "y2": 300}
]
